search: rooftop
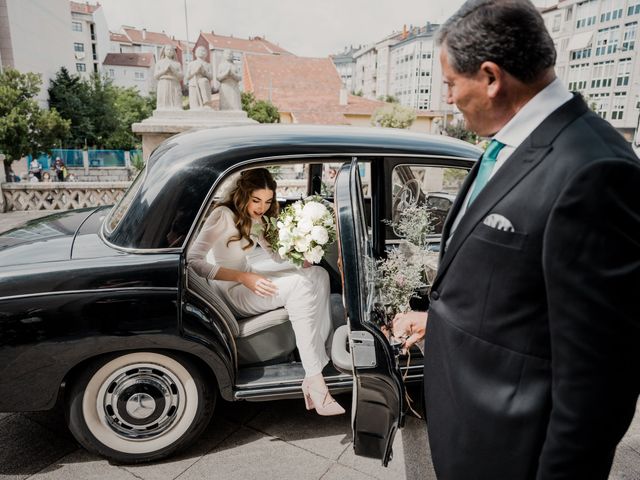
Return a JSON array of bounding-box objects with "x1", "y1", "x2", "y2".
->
[
  {"x1": 103, "y1": 52, "x2": 154, "y2": 68},
  {"x1": 199, "y1": 32, "x2": 292, "y2": 56},
  {"x1": 70, "y1": 1, "x2": 101, "y2": 14}
]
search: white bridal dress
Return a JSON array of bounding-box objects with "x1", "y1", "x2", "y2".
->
[{"x1": 187, "y1": 206, "x2": 332, "y2": 376}]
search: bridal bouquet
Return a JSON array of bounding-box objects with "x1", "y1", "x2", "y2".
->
[{"x1": 265, "y1": 196, "x2": 337, "y2": 267}]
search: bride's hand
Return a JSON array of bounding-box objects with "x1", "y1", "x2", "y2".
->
[{"x1": 241, "y1": 272, "x2": 278, "y2": 297}]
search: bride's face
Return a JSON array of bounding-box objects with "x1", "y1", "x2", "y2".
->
[{"x1": 246, "y1": 188, "x2": 274, "y2": 220}]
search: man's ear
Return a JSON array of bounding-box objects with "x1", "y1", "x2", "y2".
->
[{"x1": 480, "y1": 61, "x2": 502, "y2": 98}]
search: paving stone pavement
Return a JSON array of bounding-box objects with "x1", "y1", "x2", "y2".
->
[{"x1": 1, "y1": 210, "x2": 639, "y2": 479}]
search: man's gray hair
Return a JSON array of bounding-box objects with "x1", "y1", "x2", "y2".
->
[{"x1": 437, "y1": 0, "x2": 556, "y2": 82}]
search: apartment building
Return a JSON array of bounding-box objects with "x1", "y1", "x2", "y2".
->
[
  {"x1": 0, "y1": 0, "x2": 75, "y2": 105},
  {"x1": 70, "y1": 1, "x2": 109, "y2": 79},
  {"x1": 103, "y1": 52, "x2": 155, "y2": 96},
  {"x1": 542, "y1": 0, "x2": 640, "y2": 138},
  {"x1": 330, "y1": 45, "x2": 359, "y2": 92},
  {"x1": 352, "y1": 31, "x2": 403, "y2": 99},
  {"x1": 389, "y1": 23, "x2": 445, "y2": 111}
]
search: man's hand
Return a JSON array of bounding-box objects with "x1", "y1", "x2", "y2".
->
[{"x1": 392, "y1": 310, "x2": 428, "y2": 352}]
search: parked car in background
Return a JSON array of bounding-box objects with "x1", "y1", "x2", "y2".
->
[{"x1": 0, "y1": 125, "x2": 478, "y2": 465}]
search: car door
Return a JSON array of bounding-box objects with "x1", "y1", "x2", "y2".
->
[{"x1": 333, "y1": 159, "x2": 406, "y2": 466}]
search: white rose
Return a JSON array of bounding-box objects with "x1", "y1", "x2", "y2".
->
[
  {"x1": 293, "y1": 202, "x2": 303, "y2": 215},
  {"x1": 283, "y1": 215, "x2": 294, "y2": 226},
  {"x1": 279, "y1": 229, "x2": 292, "y2": 243},
  {"x1": 278, "y1": 246, "x2": 288, "y2": 257},
  {"x1": 303, "y1": 245, "x2": 324, "y2": 264},
  {"x1": 302, "y1": 201, "x2": 328, "y2": 221},
  {"x1": 310, "y1": 225, "x2": 329, "y2": 245},
  {"x1": 298, "y1": 218, "x2": 314, "y2": 233},
  {"x1": 294, "y1": 236, "x2": 311, "y2": 252}
]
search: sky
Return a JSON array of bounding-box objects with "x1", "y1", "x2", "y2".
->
[{"x1": 97, "y1": 0, "x2": 555, "y2": 58}]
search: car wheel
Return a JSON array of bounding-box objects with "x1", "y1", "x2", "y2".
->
[{"x1": 66, "y1": 351, "x2": 215, "y2": 464}]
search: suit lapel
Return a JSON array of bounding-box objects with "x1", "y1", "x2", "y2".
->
[{"x1": 432, "y1": 94, "x2": 589, "y2": 290}]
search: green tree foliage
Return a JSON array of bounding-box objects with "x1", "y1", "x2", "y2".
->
[
  {"x1": 48, "y1": 68, "x2": 153, "y2": 149},
  {"x1": 241, "y1": 92, "x2": 280, "y2": 123},
  {"x1": 0, "y1": 68, "x2": 70, "y2": 181},
  {"x1": 443, "y1": 119, "x2": 479, "y2": 144},
  {"x1": 371, "y1": 103, "x2": 416, "y2": 129},
  {"x1": 377, "y1": 94, "x2": 399, "y2": 103}
]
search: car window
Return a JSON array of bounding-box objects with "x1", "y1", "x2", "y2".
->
[
  {"x1": 104, "y1": 168, "x2": 145, "y2": 235},
  {"x1": 389, "y1": 165, "x2": 466, "y2": 238}
]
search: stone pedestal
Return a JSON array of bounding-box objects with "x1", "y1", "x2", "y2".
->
[{"x1": 132, "y1": 110, "x2": 257, "y2": 160}]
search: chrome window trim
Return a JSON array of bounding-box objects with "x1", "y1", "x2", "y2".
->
[{"x1": 0, "y1": 286, "x2": 178, "y2": 302}]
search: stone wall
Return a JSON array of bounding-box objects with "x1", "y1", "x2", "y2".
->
[{"x1": 0, "y1": 181, "x2": 131, "y2": 212}]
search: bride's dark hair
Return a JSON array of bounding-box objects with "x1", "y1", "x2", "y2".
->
[{"x1": 217, "y1": 168, "x2": 279, "y2": 250}]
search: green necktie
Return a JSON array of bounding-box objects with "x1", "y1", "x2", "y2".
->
[{"x1": 468, "y1": 139, "x2": 505, "y2": 205}]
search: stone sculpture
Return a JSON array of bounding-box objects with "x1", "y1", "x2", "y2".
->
[
  {"x1": 187, "y1": 46, "x2": 213, "y2": 109},
  {"x1": 155, "y1": 45, "x2": 183, "y2": 110},
  {"x1": 217, "y1": 49, "x2": 242, "y2": 110}
]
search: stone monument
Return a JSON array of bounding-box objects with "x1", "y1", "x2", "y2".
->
[
  {"x1": 217, "y1": 49, "x2": 242, "y2": 111},
  {"x1": 187, "y1": 46, "x2": 213, "y2": 110},
  {"x1": 133, "y1": 45, "x2": 256, "y2": 160}
]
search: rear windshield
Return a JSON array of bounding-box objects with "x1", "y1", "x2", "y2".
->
[{"x1": 103, "y1": 168, "x2": 145, "y2": 236}]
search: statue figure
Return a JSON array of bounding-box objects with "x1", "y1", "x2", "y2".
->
[
  {"x1": 154, "y1": 45, "x2": 183, "y2": 110},
  {"x1": 217, "y1": 49, "x2": 242, "y2": 110},
  {"x1": 431, "y1": 117, "x2": 443, "y2": 135},
  {"x1": 187, "y1": 46, "x2": 213, "y2": 109}
]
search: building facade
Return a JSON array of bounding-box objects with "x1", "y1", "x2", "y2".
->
[
  {"x1": 542, "y1": 0, "x2": 640, "y2": 138},
  {"x1": 103, "y1": 52, "x2": 155, "y2": 96},
  {"x1": 70, "y1": 1, "x2": 109, "y2": 79},
  {"x1": 389, "y1": 24, "x2": 444, "y2": 111},
  {"x1": 330, "y1": 45, "x2": 359, "y2": 92},
  {"x1": 0, "y1": 0, "x2": 75, "y2": 105}
]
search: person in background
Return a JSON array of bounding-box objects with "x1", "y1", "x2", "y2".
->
[
  {"x1": 393, "y1": 1, "x2": 640, "y2": 478},
  {"x1": 29, "y1": 158, "x2": 43, "y2": 181},
  {"x1": 52, "y1": 157, "x2": 66, "y2": 181}
]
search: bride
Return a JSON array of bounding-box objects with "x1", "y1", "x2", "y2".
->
[{"x1": 187, "y1": 168, "x2": 345, "y2": 416}]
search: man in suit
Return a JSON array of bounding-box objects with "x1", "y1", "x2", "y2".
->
[{"x1": 392, "y1": 0, "x2": 640, "y2": 478}]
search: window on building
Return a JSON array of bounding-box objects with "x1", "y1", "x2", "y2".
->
[
  {"x1": 135, "y1": 71, "x2": 145, "y2": 80},
  {"x1": 611, "y1": 92, "x2": 626, "y2": 119},
  {"x1": 576, "y1": 0, "x2": 598, "y2": 28},
  {"x1": 566, "y1": 5, "x2": 574, "y2": 21},
  {"x1": 74, "y1": 42, "x2": 85, "y2": 52},
  {"x1": 622, "y1": 22, "x2": 637, "y2": 50},
  {"x1": 595, "y1": 27, "x2": 620, "y2": 55},
  {"x1": 568, "y1": 63, "x2": 589, "y2": 91},
  {"x1": 109, "y1": 69, "x2": 115, "y2": 78},
  {"x1": 571, "y1": 47, "x2": 592, "y2": 59},
  {"x1": 590, "y1": 92, "x2": 611, "y2": 118},
  {"x1": 616, "y1": 58, "x2": 631, "y2": 86},
  {"x1": 72, "y1": 21, "x2": 82, "y2": 32},
  {"x1": 600, "y1": 0, "x2": 624, "y2": 22},
  {"x1": 628, "y1": 1, "x2": 640, "y2": 16},
  {"x1": 553, "y1": 14, "x2": 562, "y2": 32},
  {"x1": 76, "y1": 63, "x2": 86, "y2": 72},
  {"x1": 591, "y1": 60, "x2": 615, "y2": 88}
]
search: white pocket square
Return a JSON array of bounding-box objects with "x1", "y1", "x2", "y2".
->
[{"x1": 483, "y1": 213, "x2": 515, "y2": 232}]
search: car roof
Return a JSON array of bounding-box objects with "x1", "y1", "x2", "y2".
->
[{"x1": 107, "y1": 124, "x2": 481, "y2": 250}]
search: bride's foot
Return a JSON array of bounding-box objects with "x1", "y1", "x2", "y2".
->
[{"x1": 302, "y1": 374, "x2": 345, "y2": 416}]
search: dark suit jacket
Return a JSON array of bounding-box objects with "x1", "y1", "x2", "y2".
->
[{"x1": 424, "y1": 94, "x2": 640, "y2": 480}]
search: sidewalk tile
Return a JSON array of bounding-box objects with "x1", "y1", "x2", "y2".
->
[
  {"x1": 176, "y1": 426, "x2": 332, "y2": 480},
  {"x1": 0, "y1": 415, "x2": 76, "y2": 479},
  {"x1": 26, "y1": 450, "x2": 139, "y2": 480},
  {"x1": 123, "y1": 419, "x2": 238, "y2": 480},
  {"x1": 321, "y1": 463, "x2": 376, "y2": 480},
  {"x1": 247, "y1": 397, "x2": 351, "y2": 460},
  {"x1": 609, "y1": 445, "x2": 640, "y2": 480}
]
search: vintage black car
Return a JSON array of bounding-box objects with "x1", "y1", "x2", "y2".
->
[{"x1": 0, "y1": 125, "x2": 478, "y2": 465}]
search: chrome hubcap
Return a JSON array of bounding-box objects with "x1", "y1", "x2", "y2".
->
[{"x1": 101, "y1": 365, "x2": 181, "y2": 440}]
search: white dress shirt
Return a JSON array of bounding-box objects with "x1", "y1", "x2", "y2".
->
[{"x1": 449, "y1": 78, "x2": 573, "y2": 236}]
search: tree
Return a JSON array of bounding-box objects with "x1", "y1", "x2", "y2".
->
[
  {"x1": 443, "y1": 119, "x2": 479, "y2": 144},
  {"x1": 0, "y1": 68, "x2": 70, "y2": 181},
  {"x1": 104, "y1": 86, "x2": 154, "y2": 150},
  {"x1": 48, "y1": 68, "x2": 153, "y2": 149},
  {"x1": 371, "y1": 103, "x2": 416, "y2": 129},
  {"x1": 241, "y1": 92, "x2": 280, "y2": 123},
  {"x1": 377, "y1": 94, "x2": 399, "y2": 103}
]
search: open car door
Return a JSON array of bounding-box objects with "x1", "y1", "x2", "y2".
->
[{"x1": 333, "y1": 159, "x2": 406, "y2": 466}]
